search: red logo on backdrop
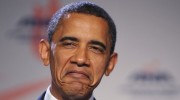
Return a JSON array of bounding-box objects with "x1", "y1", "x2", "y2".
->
[
  {"x1": 31, "y1": 0, "x2": 60, "y2": 57},
  {"x1": 0, "y1": 0, "x2": 61, "y2": 99},
  {"x1": 7, "y1": 0, "x2": 61, "y2": 58}
]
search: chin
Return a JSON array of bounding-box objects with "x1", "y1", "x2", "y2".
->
[{"x1": 61, "y1": 81, "x2": 93, "y2": 99}]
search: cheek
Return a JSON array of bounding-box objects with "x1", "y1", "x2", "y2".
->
[
  {"x1": 52, "y1": 48, "x2": 74, "y2": 81},
  {"x1": 95, "y1": 62, "x2": 107, "y2": 76},
  {"x1": 90, "y1": 55, "x2": 108, "y2": 79}
]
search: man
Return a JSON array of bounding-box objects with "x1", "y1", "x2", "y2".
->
[{"x1": 38, "y1": 1, "x2": 118, "y2": 100}]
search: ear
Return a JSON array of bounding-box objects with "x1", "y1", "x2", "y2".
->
[
  {"x1": 105, "y1": 52, "x2": 118, "y2": 76},
  {"x1": 39, "y1": 39, "x2": 50, "y2": 66}
]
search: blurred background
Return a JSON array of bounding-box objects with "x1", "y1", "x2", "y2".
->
[{"x1": 0, "y1": 0, "x2": 180, "y2": 100}]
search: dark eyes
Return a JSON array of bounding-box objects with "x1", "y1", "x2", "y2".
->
[
  {"x1": 89, "y1": 46, "x2": 105, "y2": 54},
  {"x1": 61, "y1": 41, "x2": 105, "y2": 54},
  {"x1": 61, "y1": 41, "x2": 77, "y2": 49}
]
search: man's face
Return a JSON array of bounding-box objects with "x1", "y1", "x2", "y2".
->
[{"x1": 39, "y1": 13, "x2": 117, "y2": 99}]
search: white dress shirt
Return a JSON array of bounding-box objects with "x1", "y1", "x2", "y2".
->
[{"x1": 44, "y1": 85, "x2": 94, "y2": 100}]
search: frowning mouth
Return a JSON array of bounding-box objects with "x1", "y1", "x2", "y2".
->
[{"x1": 65, "y1": 70, "x2": 90, "y2": 79}]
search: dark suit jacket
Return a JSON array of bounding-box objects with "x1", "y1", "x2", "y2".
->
[
  {"x1": 38, "y1": 91, "x2": 96, "y2": 100},
  {"x1": 38, "y1": 92, "x2": 46, "y2": 100}
]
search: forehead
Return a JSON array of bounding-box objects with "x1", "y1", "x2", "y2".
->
[
  {"x1": 62, "y1": 13, "x2": 108, "y2": 32},
  {"x1": 53, "y1": 13, "x2": 110, "y2": 45}
]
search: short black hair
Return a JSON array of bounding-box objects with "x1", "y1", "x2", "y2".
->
[{"x1": 47, "y1": 1, "x2": 116, "y2": 54}]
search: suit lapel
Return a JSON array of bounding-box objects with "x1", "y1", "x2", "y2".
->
[{"x1": 38, "y1": 91, "x2": 46, "y2": 100}]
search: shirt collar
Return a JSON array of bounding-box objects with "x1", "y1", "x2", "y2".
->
[
  {"x1": 44, "y1": 85, "x2": 57, "y2": 100},
  {"x1": 44, "y1": 85, "x2": 94, "y2": 100}
]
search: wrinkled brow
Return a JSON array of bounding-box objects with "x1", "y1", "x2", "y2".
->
[
  {"x1": 59, "y1": 36, "x2": 106, "y2": 50},
  {"x1": 59, "y1": 36, "x2": 79, "y2": 42}
]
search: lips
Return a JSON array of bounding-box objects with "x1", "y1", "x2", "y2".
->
[{"x1": 65, "y1": 70, "x2": 90, "y2": 79}]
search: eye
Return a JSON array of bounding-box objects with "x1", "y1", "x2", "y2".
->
[
  {"x1": 61, "y1": 41, "x2": 77, "y2": 49},
  {"x1": 89, "y1": 46, "x2": 104, "y2": 54}
]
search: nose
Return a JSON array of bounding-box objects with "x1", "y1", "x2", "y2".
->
[{"x1": 70, "y1": 47, "x2": 90, "y2": 67}]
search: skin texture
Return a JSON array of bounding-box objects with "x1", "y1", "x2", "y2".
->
[{"x1": 39, "y1": 13, "x2": 117, "y2": 100}]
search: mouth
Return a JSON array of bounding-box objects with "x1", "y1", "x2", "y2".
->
[{"x1": 65, "y1": 70, "x2": 90, "y2": 80}]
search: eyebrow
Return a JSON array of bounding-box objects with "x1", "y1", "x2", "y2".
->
[
  {"x1": 89, "y1": 40, "x2": 106, "y2": 50},
  {"x1": 59, "y1": 36, "x2": 79, "y2": 42},
  {"x1": 59, "y1": 36, "x2": 106, "y2": 50}
]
